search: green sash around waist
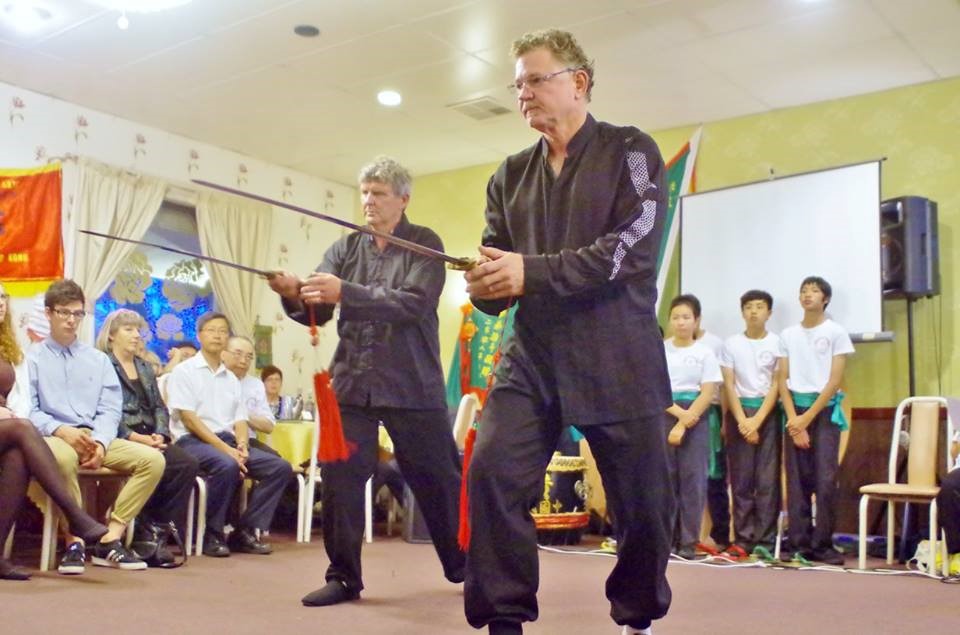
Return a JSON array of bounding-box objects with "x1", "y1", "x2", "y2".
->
[
  {"x1": 790, "y1": 391, "x2": 848, "y2": 431},
  {"x1": 671, "y1": 391, "x2": 723, "y2": 479},
  {"x1": 739, "y1": 396, "x2": 765, "y2": 409}
]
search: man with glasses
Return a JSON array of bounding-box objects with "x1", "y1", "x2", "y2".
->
[
  {"x1": 167, "y1": 313, "x2": 291, "y2": 556},
  {"x1": 27, "y1": 279, "x2": 163, "y2": 573},
  {"x1": 222, "y1": 335, "x2": 281, "y2": 458},
  {"x1": 268, "y1": 156, "x2": 464, "y2": 607},
  {"x1": 462, "y1": 29, "x2": 674, "y2": 635}
]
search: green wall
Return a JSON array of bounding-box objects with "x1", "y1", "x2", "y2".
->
[{"x1": 408, "y1": 77, "x2": 960, "y2": 408}]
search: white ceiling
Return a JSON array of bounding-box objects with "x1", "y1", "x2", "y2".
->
[{"x1": 2, "y1": 0, "x2": 958, "y2": 185}]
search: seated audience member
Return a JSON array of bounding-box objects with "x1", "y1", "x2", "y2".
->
[
  {"x1": 27, "y1": 280, "x2": 164, "y2": 573},
  {"x1": 166, "y1": 312, "x2": 291, "y2": 557},
  {"x1": 163, "y1": 341, "x2": 198, "y2": 373},
  {"x1": 261, "y1": 365, "x2": 283, "y2": 419},
  {"x1": 223, "y1": 336, "x2": 280, "y2": 457},
  {"x1": 1, "y1": 284, "x2": 108, "y2": 581},
  {"x1": 97, "y1": 309, "x2": 199, "y2": 552},
  {"x1": 158, "y1": 341, "x2": 198, "y2": 403},
  {"x1": 938, "y1": 428, "x2": 960, "y2": 577}
]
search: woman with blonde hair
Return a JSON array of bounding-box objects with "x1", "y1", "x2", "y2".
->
[
  {"x1": 97, "y1": 309, "x2": 198, "y2": 563},
  {"x1": 0, "y1": 283, "x2": 108, "y2": 580}
]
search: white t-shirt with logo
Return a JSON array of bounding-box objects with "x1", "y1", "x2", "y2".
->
[
  {"x1": 778, "y1": 319, "x2": 855, "y2": 393},
  {"x1": 719, "y1": 332, "x2": 782, "y2": 398},
  {"x1": 698, "y1": 330, "x2": 725, "y2": 403},
  {"x1": 664, "y1": 338, "x2": 723, "y2": 393}
]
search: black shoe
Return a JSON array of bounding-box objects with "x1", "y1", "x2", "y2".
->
[
  {"x1": 812, "y1": 547, "x2": 845, "y2": 566},
  {"x1": 675, "y1": 546, "x2": 704, "y2": 560},
  {"x1": 57, "y1": 541, "x2": 86, "y2": 575},
  {"x1": 229, "y1": 528, "x2": 272, "y2": 555},
  {"x1": 92, "y1": 540, "x2": 148, "y2": 570},
  {"x1": 0, "y1": 559, "x2": 31, "y2": 581},
  {"x1": 488, "y1": 621, "x2": 523, "y2": 635},
  {"x1": 301, "y1": 580, "x2": 360, "y2": 607},
  {"x1": 202, "y1": 531, "x2": 230, "y2": 558}
]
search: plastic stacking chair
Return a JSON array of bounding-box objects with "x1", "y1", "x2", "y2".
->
[
  {"x1": 858, "y1": 396, "x2": 954, "y2": 575},
  {"x1": 301, "y1": 410, "x2": 373, "y2": 543},
  {"x1": 452, "y1": 393, "x2": 480, "y2": 452},
  {"x1": 32, "y1": 467, "x2": 132, "y2": 571},
  {"x1": 184, "y1": 476, "x2": 207, "y2": 556}
]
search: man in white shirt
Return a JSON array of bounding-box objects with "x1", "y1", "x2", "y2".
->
[
  {"x1": 222, "y1": 336, "x2": 281, "y2": 459},
  {"x1": 777, "y1": 276, "x2": 854, "y2": 566},
  {"x1": 167, "y1": 312, "x2": 291, "y2": 557}
]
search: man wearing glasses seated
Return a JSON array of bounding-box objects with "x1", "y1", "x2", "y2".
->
[
  {"x1": 167, "y1": 312, "x2": 291, "y2": 557},
  {"x1": 27, "y1": 279, "x2": 164, "y2": 573},
  {"x1": 222, "y1": 335, "x2": 281, "y2": 458}
]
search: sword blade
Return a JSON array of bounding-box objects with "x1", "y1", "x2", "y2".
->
[
  {"x1": 191, "y1": 179, "x2": 475, "y2": 270},
  {"x1": 78, "y1": 229, "x2": 277, "y2": 278}
]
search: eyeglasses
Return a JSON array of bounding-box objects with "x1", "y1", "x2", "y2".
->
[
  {"x1": 53, "y1": 308, "x2": 86, "y2": 320},
  {"x1": 508, "y1": 67, "x2": 576, "y2": 95},
  {"x1": 201, "y1": 327, "x2": 230, "y2": 335},
  {"x1": 229, "y1": 350, "x2": 254, "y2": 361}
]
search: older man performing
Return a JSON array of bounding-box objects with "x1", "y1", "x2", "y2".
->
[
  {"x1": 462, "y1": 29, "x2": 676, "y2": 635},
  {"x1": 268, "y1": 156, "x2": 464, "y2": 607}
]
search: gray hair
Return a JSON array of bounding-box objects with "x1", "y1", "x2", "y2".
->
[
  {"x1": 357, "y1": 155, "x2": 412, "y2": 197},
  {"x1": 96, "y1": 308, "x2": 147, "y2": 353},
  {"x1": 226, "y1": 335, "x2": 254, "y2": 350},
  {"x1": 511, "y1": 28, "x2": 595, "y2": 101}
]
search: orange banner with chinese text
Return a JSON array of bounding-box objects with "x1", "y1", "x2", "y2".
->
[{"x1": 0, "y1": 164, "x2": 63, "y2": 297}]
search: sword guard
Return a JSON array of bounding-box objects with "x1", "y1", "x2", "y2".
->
[{"x1": 447, "y1": 258, "x2": 478, "y2": 271}]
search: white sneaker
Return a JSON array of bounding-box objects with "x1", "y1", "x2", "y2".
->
[{"x1": 621, "y1": 626, "x2": 652, "y2": 635}]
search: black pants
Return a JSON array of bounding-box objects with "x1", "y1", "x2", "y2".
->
[
  {"x1": 322, "y1": 405, "x2": 464, "y2": 592},
  {"x1": 783, "y1": 405, "x2": 840, "y2": 552},
  {"x1": 139, "y1": 442, "x2": 199, "y2": 534},
  {"x1": 664, "y1": 407, "x2": 709, "y2": 550},
  {"x1": 937, "y1": 467, "x2": 960, "y2": 554},
  {"x1": 465, "y1": 386, "x2": 674, "y2": 630},
  {"x1": 177, "y1": 432, "x2": 292, "y2": 533},
  {"x1": 707, "y1": 407, "x2": 731, "y2": 548},
  {"x1": 726, "y1": 407, "x2": 781, "y2": 550}
]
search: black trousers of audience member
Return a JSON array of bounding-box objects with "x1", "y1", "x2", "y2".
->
[
  {"x1": 725, "y1": 406, "x2": 781, "y2": 550},
  {"x1": 465, "y1": 386, "x2": 674, "y2": 631},
  {"x1": 322, "y1": 405, "x2": 465, "y2": 593},
  {"x1": 177, "y1": 432, "x2": 292, "y2": 534},
  {"x1": 664, "y1": 403, "x2": 710, "y2": 551},
  {"x1": 937, "y1": 467, "x2": 960, "y2": 554},
  {"x1": 139, "y1": 442, "x2": 199, "y2": 534},
  {"x1": 783, "y1": 405, "x2": 841, "y2": 552}
]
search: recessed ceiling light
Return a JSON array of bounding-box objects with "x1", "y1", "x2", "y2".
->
[
  {"x1": 2, "y1": 1, "x2": 54, "y2": 35},
  {"x1": 294, "y1": 24, "x2": 320, "y2": 37},
  {"x1": 377, "y1": 90, "x2": 402, "y2": 107}
]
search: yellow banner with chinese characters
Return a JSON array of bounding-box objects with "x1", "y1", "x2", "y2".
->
[{"x1": 0, "y1": 163, "x2": 63, "y2": 297}]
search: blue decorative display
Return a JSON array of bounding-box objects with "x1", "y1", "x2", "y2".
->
[{"x1": 95, "y1": 277, "x2": 214, "y2": 359}]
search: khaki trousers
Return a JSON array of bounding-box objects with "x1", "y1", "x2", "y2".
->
[{"x1": 28, "y1": 436, "x2": 165, "y2": 530}]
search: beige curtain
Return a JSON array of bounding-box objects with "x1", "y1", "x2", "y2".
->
[
  {"x1": 69, "y1": 159, "x2": 167, "y2": 342},
  {"x1": 196, "y1": 192, "x2": 273, "y2": 338}
]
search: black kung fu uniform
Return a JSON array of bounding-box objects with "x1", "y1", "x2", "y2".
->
[
  {"x1": 283, "y1": 213, "x2": 464, "y2": 593},
  {"x1": 465, "y1": 114, "x2": 676, "y2": 631}
]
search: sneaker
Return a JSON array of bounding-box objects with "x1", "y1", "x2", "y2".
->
[
  {"x1": 58, "y1": 541, "x2": 86, "y2": 575},
  {"x1": 720, "y1": 544, "x2": 750, "y2": 561},
  {"x1": 599, "y1": 537, "x2": 618, "y2": 554},
  {"x1": 622, "y1": 627, "x2": 652, "y2": 635},
  {"x1": 675, "y1": 546, "x2": 704, "y2": 560},
  {"x1": 91, "y1": 540, "x2": 148, "y2": 570},
  {"x1": 811, "y1": 547, "x2": 845, "y2": 566}
]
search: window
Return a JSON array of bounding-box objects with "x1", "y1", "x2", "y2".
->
[{"x1": 94, "y1": 200, "x2": 215, "y2": 357}]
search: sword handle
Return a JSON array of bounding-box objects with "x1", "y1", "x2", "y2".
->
[{"x1": 447, "y1": 258, "x2": 478, "y2": 271}]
